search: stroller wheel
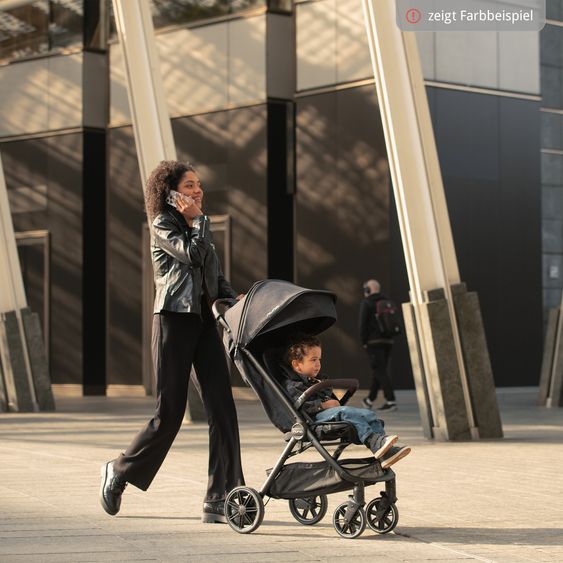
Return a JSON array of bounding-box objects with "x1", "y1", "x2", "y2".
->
[
  {"x1": 225, "y1": 487, "x2": 265, "y2": 534},
  {"x1": 288, "y1": 495, "x2": 328, "y2": 525},
  {"x1": 332, "y1": 502, "x2": 366, "y2": 539},
  {"x1": 366, "y1": 497, "x2": 399, "y2": 534}
]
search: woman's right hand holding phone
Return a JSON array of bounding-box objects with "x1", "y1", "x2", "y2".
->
[{"x1": 176, "y1": 194, "x2": 203, "y2": 225}]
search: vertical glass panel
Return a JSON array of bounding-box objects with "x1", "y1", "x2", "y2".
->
[
  {"x1": 0, "y1": 0, "x2": 83, "y2": 64},
  {"x1": 150, "y1": 0, "x2": 265, "y2": 29},
  {"x1": 546, "y1": 0, "x2": 563, "y2": 21},
  {"x1": 0, "y1": 1, "x2": 49, "y2": 62},
  {"x1": 50, "y1": 0, "x2": 83, "y2": 49},
  {"x1": 296, "y1": 0, "x2": 337, "y2": 91},
  {"x1": 110, "y1": 1, "x2": 266, "y2": 39},
  {"x1": 541, "y1": 24, "x2": 563, "y2": 109}
]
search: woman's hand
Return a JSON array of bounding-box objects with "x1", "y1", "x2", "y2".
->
[
  {"x1": 176, "y1": 194, "x2": 203, "y2": 226},
  {"x1": 321, "y1": 399, "x2": 340, "y2": 410}
]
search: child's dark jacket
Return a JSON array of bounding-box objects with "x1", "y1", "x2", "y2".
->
[{"x1": 282, "y1": 368, "x2": 334, "y2": 416}]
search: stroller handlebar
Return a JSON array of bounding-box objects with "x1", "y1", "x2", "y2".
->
[
  {"x1": 295, "y1": 378, "x2": 359, "y2": 409},
  {"x1": 212, "y1": 298, "x2": 239, "y2": 332}
]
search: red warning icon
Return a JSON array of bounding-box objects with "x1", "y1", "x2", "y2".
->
[{"x1": 406, "y1": 8, "x2": 422, "y2": 24}]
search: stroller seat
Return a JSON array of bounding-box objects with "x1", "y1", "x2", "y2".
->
[{"x1": 262, "y1": 349, "x2": 361, "y2": 444}]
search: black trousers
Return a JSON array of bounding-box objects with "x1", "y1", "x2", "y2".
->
[
  {"x1": 114, "y1": 305, "x2": 245, "y2": 502},
  {"x1": 366, "y1": 344, "x2": 395, "y2": 402}
]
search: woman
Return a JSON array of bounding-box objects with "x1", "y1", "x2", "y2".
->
[{"x1": 100, "y1": 160, "x2": 245, "y2": 523}]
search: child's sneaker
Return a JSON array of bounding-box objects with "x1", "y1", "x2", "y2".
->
[
  {"x1": 378, "y1": 401, "x2": 397, "y2": 412},
  {"x1": 370, "y1": 434, "x2": 398, "y2": 459},
  {"x1": 381, "y1": 445, "x2": 411, "y2": 469},
  {"x1": 362, "y1": 396, "x2": 373, "y2": 409}
]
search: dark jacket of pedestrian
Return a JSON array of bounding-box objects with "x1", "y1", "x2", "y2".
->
[{"x1": 359, "y1": 292, "x2": 394, "y2": 347}]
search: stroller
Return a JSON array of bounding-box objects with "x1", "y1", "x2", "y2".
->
[{"x1": 213, "y1": 279, "x2": 399, "y2": 539}]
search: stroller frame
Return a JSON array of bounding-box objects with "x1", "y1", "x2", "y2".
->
[{"x1": 213, "y1": 282, "x2": 401, "y2": 538}]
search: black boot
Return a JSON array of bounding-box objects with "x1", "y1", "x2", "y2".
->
[
  {"x1": 202, "y1": 500, "x2": 227, "y2": 524},
  {"x1": 100, "y1": 460, "x2": 127, "y2": 516}
]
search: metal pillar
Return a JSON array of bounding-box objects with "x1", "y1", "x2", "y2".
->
[
  {"x1": 0, "y1": 152, "x2": 53, "y2": 412},
  {"x1": 362, "y1": 0, "x2": 502, "y2": 440},
  {"x1": 111, "y1": 0, "x2": 176, "y2": 181}
]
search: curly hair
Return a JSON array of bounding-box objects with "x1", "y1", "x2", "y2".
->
[
  {"x1": 144, "y1": 160, "x2": 196, "y2": 221},
  {"x1": 285, "y1": 334, "x2": 321, "y2": 366}
]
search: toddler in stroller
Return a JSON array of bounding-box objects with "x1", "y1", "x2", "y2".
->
[
  {"x1": 283, "y1": 334, "x2": 411, "y2": 469},
  {"x1": 213, "y1": 279, "x2": 409, "y2": 539}
]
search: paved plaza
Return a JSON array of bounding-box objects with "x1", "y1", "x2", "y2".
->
[{"x1": 1, "y1": 387, "x2": 562, "y2": 562}]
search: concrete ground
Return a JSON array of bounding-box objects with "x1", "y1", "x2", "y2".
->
[{"x1": 0, "y1": 387, "x2": 562, "y2": 562}]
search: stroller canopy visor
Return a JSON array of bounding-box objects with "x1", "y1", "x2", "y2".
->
[{"x1": 224, "y1": 280, "x2": 337, "y2": 349}]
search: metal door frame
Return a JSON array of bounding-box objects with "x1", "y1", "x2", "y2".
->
[{"x1": 14, "y1": 230, "x2": 50, "y2": 365}]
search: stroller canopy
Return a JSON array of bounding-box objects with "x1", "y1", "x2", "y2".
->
[{"x1": 224, "y1": 279, "x2": 337, "y2": 350}]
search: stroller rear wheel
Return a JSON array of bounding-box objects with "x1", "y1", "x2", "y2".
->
[
  {"x1": 225, "y1": 487, "x2": 265, "y2": 534},
  {"x1": 332, "y1": 502, "x2": 366, "y2": 539},
  {"x1": 366, "y1": 497, "x2": 399, "y2": 534},
  {"x1": 288, "y1": 495, "x2": 328, "y2": 525}
]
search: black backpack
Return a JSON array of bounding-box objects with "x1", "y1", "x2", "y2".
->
[{"x1": 375, "y1": 299, "x2": 402, "y2": 338}]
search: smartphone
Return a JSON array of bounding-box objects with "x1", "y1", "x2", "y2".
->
[{"x1": 166, "y1": 190, "x2": 193, "y2": 209}]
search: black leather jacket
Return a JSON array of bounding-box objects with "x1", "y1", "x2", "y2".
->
[{"x1": 151, "y1": 209, "x2": 237, "y2": 314}]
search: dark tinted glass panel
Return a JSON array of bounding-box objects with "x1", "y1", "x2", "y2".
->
[
  {"x1": 541, "y1": 24, "x2": 563, "y2": 109},
  {"x1": 17, "y1": 239, "x2": 49, "y2": 360},
  {"x1": 295, "y1": 87, "x2": 412, "y2": 389},
  {"x1": 3, "y1": 133, "x2": 83, "y2": 385},
  {"x1": 546, "y1": 0, "x2": 563, "y2": 21},
  {"x1": 541, "y1": 111, "x2": 563, "y2": 150},
  {"x1": 0, "y1": 0, "x2": 83, "y2": 64}
]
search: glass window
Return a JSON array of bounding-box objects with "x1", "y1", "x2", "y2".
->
[
  {"x1": 150, "y1": 0, "x2": 265, "y2": 29},
  {"x1": 546, "y1": 0, "x2": 563, "y2": 22},
  {"x1": 50, "y1": 0, "x2": 83, "y2": 50},
  {"x1": 0, "y1": 0, "x2": 83, "y2": 64},
  {"x1": 110, "y1": 0, "x2": 266, "y2": 39},
  {"x1": 541, "y1": 24, "x2": 563, "y2": 109},
  {"x1": 0, "y1": 2, "x2": 49, "y2": 63}
]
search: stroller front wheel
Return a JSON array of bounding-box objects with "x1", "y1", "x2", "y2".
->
[
  {"x1": 366, "y1": 497, "x2": 399, "y2": 534},
  {"x1": 225, "y1": 487, "x2": 265, "y2": 534},
  {"x1": 288, "y1": 495, "x2": 328, "y2": 525},
  {"x1": 332, "y1": 502, "x2": 366, "y2": 539}
]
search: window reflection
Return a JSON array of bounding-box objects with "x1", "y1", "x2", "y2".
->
[
  {"x1": 109, "y1": 0, "x2": 266, "y2": 38},
  {"x1": 150, "y1": 0, "x2": 265, "y2": 28},
  {"x1": 0, "y1": 0, "x2": 83, "y2": 64}
]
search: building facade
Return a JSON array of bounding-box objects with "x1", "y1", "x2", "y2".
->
[{"x1": 1, "y1": 0, "x2": 559, "y2": 394}]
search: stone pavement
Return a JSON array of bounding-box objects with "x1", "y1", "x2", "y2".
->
[{"x1": 0, "y1": 387, "x2": 562, "y2": 562}]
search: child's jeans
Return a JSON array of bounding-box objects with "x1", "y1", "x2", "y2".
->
[{"x1": 314, "y1": 406, "x2": 385, "y2": 443}]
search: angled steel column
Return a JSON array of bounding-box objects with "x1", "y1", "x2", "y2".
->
[
  {"x1": 111, "y1": 0, "x2": 176, "y2": 181},
  {"x1": 362, "y1": 0, "x2": 502, "y2": 440}
]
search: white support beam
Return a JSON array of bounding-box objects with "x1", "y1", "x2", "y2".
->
[
  {"x1": 111, "y1": 0, "x2": 176, "y2": 184},
  {"x1": 0, "y1": 154, "x2": 27, "y2": 313},
  {"x1": 0, "y1": 151, "x2": 38, "y2": 411},
  {"x1": 362, "y1": 0, "x2": 478, "y2": 438}
]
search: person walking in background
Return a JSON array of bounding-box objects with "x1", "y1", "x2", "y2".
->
[
  {"x1": 100, "y1": 160, "x2": 245, "y2": 524},
  {"x1": 359, "y1": 279, "x2": 401, "y2": 412}
]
